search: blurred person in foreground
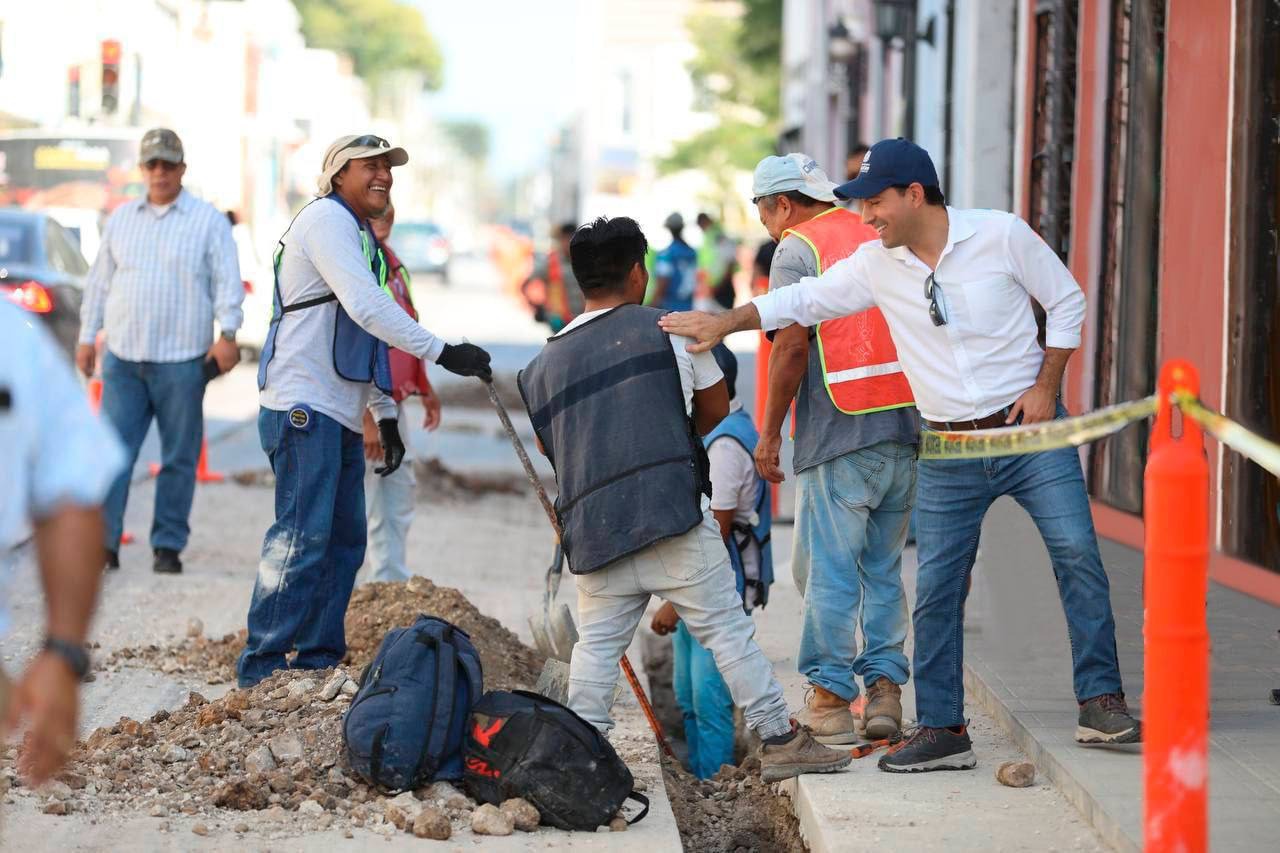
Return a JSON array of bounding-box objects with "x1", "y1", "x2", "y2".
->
[
  {"x1": 520, "y1": 216, "x2": 848, "y2": 783},
  {"x1": 75, "y1": 128, "x2": 243, "y2": 576},
  {"x1": 752, "y1": 153, "x2": 917, "y2": 744},
  {"x1": 650, "y1": 212, "x2": 699, "y2": 311},
  {"x1": 650, "y1": 344, "x2": 773, "y2": 779},
  {"x1": 661, "y1": 138, "x2": 1140, "y2": 774},
  {"x1": 1, "y1": 300, "x2": 124, "y2": 786},
  {"x1": 237, "y1": 135, "x2": 492, "y2": 688},
  {"x1": 359, "y1": 198, "x2": 443, "y2": 583}
]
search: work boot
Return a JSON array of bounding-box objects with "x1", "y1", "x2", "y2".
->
[
  {"x1": 878, "y1": 725, "x2": 977, "y2": 773},
  {"x1": 153, "y1": 548, "x2": 183, "y2": 575},
  {"x1": 795, "y1": 684, "x2": 859, "y2": 744},
  {"x1": 105, "y1": 548, "x2": 119, "y2": 572},
  {"x1": 863, "y1": 678, "x2": 903, "y2": 740},
  {"x1": 1076, "y1": 693, "x2": 1141, "y2": 744},
  {"x1": 759, "y1": 721, "x2": 853, "y2": 783}
]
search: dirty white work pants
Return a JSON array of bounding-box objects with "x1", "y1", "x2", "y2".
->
[
  {"x1": 569, "y1": 511, "x2": 791, "y2": 740},
  {"x1": 364, "y1": 403, "x2": 417, "y2": 583}
]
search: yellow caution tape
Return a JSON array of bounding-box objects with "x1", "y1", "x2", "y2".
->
[
  {"x1": 1173, "y1": 392, "x2": 1280, "y2": 479},
  {"x1": 918, "y1": 396, "x2": 1158, "y2": 460}
]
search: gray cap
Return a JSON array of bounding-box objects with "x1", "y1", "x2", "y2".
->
[
  {"x1": 751, "y1": 153, "x2": 837, "y2": 202},
  {"x1": 139, "y1": 128, "x2": 184, "y2": 165},
  {"x1": 664, "y1": 212, "x2": 684, "y2": 231}
]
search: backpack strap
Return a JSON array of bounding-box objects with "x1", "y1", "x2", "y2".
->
[
  {"x1": 412, "y1": 628, "x2": 458, "y2": 784},
  {"x1": 457, "y1": 638, "x2": 484, "y2": 705},
  {"x1": 624, "y1": 791, "x2": 650, "y2": 825}
]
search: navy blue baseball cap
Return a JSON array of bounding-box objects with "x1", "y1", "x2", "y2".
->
[{"x1": 834, "y1": 138, "x2": 940, "y2": 200}]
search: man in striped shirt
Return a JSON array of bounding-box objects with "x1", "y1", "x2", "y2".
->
[{"x1": 75, "y1": 128, "x2": 244, "y2": 576}]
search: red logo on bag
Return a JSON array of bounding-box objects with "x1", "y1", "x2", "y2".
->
[
  {"x1": 472, "y1": 716, "x2": 505, "y2": 748},
  {"x1": 466, "y1": 756, "x2": 500, "y2": 778}
]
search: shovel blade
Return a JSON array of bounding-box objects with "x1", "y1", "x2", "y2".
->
[
  {"x1": 549, "y1": 603, "x2": 578, "y2": 662},
  {"x1": 534, "y1": 659, "x2": 572, "y2": 705}
]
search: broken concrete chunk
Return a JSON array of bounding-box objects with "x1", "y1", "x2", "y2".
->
[
  {"x1": 243, "y1": 745, "x2": 277, "y2": 775},
  {"x1": 609, "y1": 815, "x2": 628, "y2": 832},
  {"x1": 340, "y1": 679, "x2": 358, "y2": 697},
  {"x1": 186, "y1": 617, "x2": 204, "y2": 638},
  {"x1": 298, "y1": 799, "x2": 325, "y2": 816},
  {"x1": 500, "y1": 797, "x2": 540, "y2": 832},
  {"x1": 996, "y1": 761, "x2": 1036, "y2": 788},
  {"x1": 43, "y1": 799, "x2": 69, "y2": 816},
  {"x1": 41, "y1": 780, "x2": 74, "y2": 801},
  {"x1": 267, "y1": 732, "x2": 305, "y2": 764},
  {"x1": 412, "y1": 806, "x2": 452, "y2": 840},
  {"x1": 287, "y1": 678, "x2": 317, "y2": 699},
  {"x1": 471, "y1": 802, "x2": 514, "y2": 836},
  {"x1": 160, "y1": 745, "x2": 191, "y2": 764},
  {"x1": 320, "y1": 671, "x2": 349, "y2": 701},
  {"x1": 191, "y1": 823, "x2": 209, "y2": 836}
]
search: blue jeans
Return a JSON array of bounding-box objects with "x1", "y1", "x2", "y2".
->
[
  {"x1": 794, "y1": 441, "x2": 915, "y2": 701},
  {"x1": 913, "y1": 405, "x2": 1123, "y2": 727},
  {"x1": 672, "y1": 621, "x2": 734, "y2": 779},
  {"x1": 100, "y1": 352, "x2": 205, "y2": 552},
  {"x1": 237, "y1": 408, "x2": 367, "y2": 688}
]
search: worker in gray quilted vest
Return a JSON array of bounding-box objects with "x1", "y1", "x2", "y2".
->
[{"x1": 518, "y1": 216, "x2": 851, "y2": 783}]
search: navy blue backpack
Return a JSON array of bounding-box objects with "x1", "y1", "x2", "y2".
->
[{"x1": 343, "y1": 615, "x2": 483, "y2": 792}]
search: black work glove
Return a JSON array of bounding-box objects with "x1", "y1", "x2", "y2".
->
[
  {"x1": 375, "y1": 418, "x2": 405, "y2": 477},
  {"x1": 437, "y1": 342, "x2": 493, "y2": 381}
]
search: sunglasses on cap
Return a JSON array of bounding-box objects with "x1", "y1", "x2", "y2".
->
[{"x1": 339, "y1": 135, "x2": 390, "y2": 153}]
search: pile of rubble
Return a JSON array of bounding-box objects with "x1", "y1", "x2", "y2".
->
[
  {"x1": 231, "y1": 458, "x2": 528, "y2": 503},
  {"x1": 6, "y1": 667, "x2": 562, "y2": 841},
  {"x1": 662, "y1": 756, "x2": 807, "y2": 853},
  {"x1": 100, "y1": 576, "x2": 545, "y2": 691}
]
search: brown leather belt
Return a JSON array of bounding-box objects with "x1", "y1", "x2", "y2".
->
[{"x1": 924, "y1": 408, "x2": 1011, "y2": 432}]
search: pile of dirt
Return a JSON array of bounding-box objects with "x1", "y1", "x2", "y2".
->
[
  {"x1": 101, "y1": 577, "x2": 545, "y2": 693},
  {"x1": 662, "y1": 756, "x2": 808, "y2": 853},
  {"x1": 432, "y1": 376, "x2": 525, "y2": 412},
  {"x1": 231, "y1": 458, "x2": 529, "y2": 502},
  {"x1": 6, "y1": 667, "x2": 547, "y2": 841}
]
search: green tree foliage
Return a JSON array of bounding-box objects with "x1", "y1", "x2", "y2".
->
[
  {"x1": 292, "y1": 0, "x2": 444, "y2": 89},
  {"x1": 660, "y1": 0, "x2": 782, "y2": 180},
  {"x1": 441, "y1": 119, "x2": 491, "y2": 164}
]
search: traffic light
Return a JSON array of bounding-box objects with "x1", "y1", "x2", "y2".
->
[{"x1": 101, "y1": 39, "x2": 120, "y2": 114}]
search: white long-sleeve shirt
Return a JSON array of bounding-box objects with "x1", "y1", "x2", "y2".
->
[
  {"x1": 259, "y1": 197, "x2": 445, "y2": 432},
  {"x1": 79, "y1": 189, "x2": 243, "y2": 361},
  {"x1": 752, "y1": 207, "x2": 1086, "y2": 423}
]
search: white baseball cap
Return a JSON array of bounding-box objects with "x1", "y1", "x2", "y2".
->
[
  {"x1": 316, "y1": 134, "x2": 408, "y2": 196},
  {"x1": 751, "y1": 153, "x2": 838, "y2": 203}
]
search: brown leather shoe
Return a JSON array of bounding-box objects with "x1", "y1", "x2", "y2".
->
[
  {"x1": 795, "y1": 684, "x2": 858, "y2": 744},
  {"x1": 863, "y1": 678, "x2": 903, "y2": 740},
  {"x1": 760, "y1": 723, "x2": 853, "y2": 783}
]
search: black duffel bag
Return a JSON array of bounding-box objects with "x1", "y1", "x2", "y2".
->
[{"x1": 463, "y1": 689, "x2": 649, "y2": 831}]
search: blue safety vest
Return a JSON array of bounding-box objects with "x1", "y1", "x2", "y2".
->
[
  {"x1": 257, "y1": 193, "x2": 394, "y2": 393},
  {"x1": 704, "y1": 408, "x2": 774, "y2": 608}
]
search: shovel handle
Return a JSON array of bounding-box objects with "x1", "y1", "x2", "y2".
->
[
  {"x1": 483, "y1": 377, "x2": 562, "y2": 539},
  {"x1": 621, "y1": 653, "x2": 674, "y2": 758}
]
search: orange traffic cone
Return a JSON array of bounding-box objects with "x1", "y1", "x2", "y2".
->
[{"x1": 149, "y1": 437, "x2": 224, "y2": 483}]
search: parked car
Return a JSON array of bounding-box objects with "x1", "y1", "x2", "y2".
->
[
  {"x1": 0, "y1": 208, "x2": 88, "y2": 359},
  {"x1": 392, "y1": 220, "x2": 451, "y2": 283},
  {"x1": 228, "y1": 214, "x2": 272, "y2": 360}
]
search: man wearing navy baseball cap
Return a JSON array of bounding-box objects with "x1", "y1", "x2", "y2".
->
[{"x1": 662, "y1": 138, "x2": 1140, "y2": 775}]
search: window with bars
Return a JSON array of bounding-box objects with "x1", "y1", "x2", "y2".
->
[
  {"x1": 1027, "y1": 0, "x2": 1078, "y2": 262},
  {"x1": 1224, "y1": 0, "x2": 1280, "y2": 573},
  {"x1": 1088, "y1": 0, "x2": 1164, "y2": 514}
]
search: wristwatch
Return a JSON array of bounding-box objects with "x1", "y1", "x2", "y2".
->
[
  {"x1": 43, "y1": 636, "x2": 91, "y2": 679},
  {"x1": 220, "y1": 330, "x2": 237, "y2": 343}
]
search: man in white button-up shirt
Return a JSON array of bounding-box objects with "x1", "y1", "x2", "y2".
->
[{"x1": 661, "y1": 138, "x2": 1140, "y2": 775}]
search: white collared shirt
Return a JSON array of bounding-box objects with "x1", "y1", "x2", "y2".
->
[{"x1": 752, "y1": 207, "x2": 1086, "y2": 423}]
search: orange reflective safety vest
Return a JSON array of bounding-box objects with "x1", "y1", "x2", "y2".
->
[{"x1": 781, "y1": 207, "x2": 914, "y2": 415}]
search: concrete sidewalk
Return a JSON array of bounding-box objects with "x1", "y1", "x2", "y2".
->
[{"x1": 964, "y1": 500, "x2": 1280, "y2": 852}]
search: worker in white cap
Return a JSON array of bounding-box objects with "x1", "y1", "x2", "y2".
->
[{"x1": 238, "y1": 134, "x2": 492, "y2": 687}]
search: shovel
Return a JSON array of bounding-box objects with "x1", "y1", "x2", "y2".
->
[{"x1": 482, "y1": 377, "x2": 674, "y2": 756}]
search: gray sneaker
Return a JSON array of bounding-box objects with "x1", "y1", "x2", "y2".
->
[
  {"x1": 760, "y1": 724, "x2": 853, "y2": 783},
  {"x1": 1076, "y1": 693, "x2": 1141, "y2": 744}
]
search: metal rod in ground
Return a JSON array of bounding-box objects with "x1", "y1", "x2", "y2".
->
[
  {"x1": 621, "y1": 653, "x2": 674, "y2": 758},
  {"x1": 483, "y1": 377, "x2": 562, "y2": 537}
]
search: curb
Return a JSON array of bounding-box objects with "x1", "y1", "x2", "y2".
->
[{"x1": 962, "y1": 664, "x2": 1139, "y2": 853}]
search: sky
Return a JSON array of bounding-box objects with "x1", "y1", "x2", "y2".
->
[{"x1": 411, "y1": 0, "x2": 581, "y2": 180}]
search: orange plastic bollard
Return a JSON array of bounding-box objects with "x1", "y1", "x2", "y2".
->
[{"x1": 1143, "y1": 359, "x2": 1209, "y2": 853}]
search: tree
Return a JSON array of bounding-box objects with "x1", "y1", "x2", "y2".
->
[
  {"x1": 660, "y1": 0, "x2": 783, "y2": 188},
  {"x1": 292, "y1": 0, "x2": 444, "y2": 89},
  {"x1": 441, "y1": 119, "x2": 491, "y2": 164}
]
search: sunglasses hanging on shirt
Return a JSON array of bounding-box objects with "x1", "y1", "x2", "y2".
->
[{"x1": 924, "y1": 272, "x2": 947, "y2": 327}]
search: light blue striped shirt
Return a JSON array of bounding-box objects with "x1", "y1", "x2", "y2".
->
[{"x1": 79, "y1": 189, "x2": 243, "y2": 362}]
